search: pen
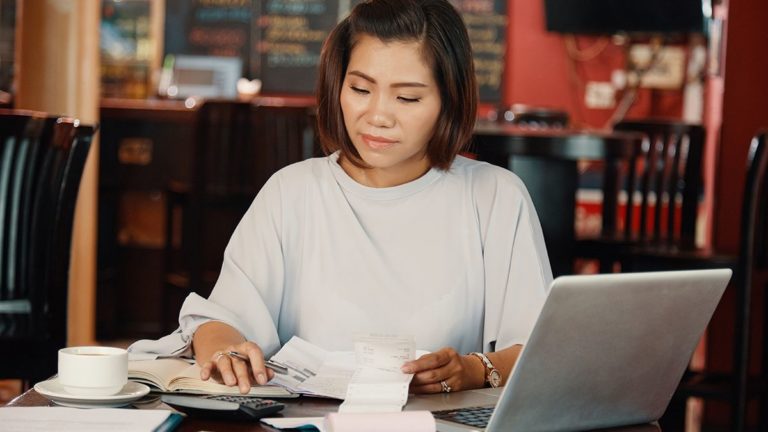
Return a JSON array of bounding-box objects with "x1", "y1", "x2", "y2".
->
[{"x1": 226, "y1": 351, "x2": 289, "y2": 375}]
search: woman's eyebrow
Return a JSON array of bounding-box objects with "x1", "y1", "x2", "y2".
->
[{"x1": 347, "y1": 70, "x2": 428, "y2": 88}]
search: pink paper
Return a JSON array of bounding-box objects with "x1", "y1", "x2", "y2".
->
[{"x1": 324, "y1": 411, "x2": 436, "y2": 432}]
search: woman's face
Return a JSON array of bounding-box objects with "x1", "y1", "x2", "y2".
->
[{"x1": 339, "y1": 34, "x2": 442, "y2": 188}]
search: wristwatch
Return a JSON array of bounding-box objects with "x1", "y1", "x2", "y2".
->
[{"x1": 470, "y1": 352, "x2": 501, "y2": 388}]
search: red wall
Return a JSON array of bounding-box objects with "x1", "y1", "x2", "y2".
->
[
  {"x1": 714, "y1": 0, "x2": 768, "y2": 253},
  {"x1": 707, "y1": 0, "x2": 768, "y2": 424},
  {"x1": 501, "y1": 0, "x2": 768, "y2": 425},
  {"x1": 504, "y1": 0, "x2": 685, "y2": 128}
]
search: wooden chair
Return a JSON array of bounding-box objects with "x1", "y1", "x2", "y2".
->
[
  {"x1": 635, "y1": 131, "x2": 766, "y2": 432},
  {"x1": 574, "y1": 120, "x2": 706, "y2": 273},
  {"x1": 162, "y1": 101, "x2": 314, "y2": 332},
  {"x1": 0, "y1": 111, "x2": 48, "y2": 331},
  {"x1": 0, "y1": 111, "x2": 96, "y2": 386},
  {"x1": 472, "y1": 126, "x2": 641, "y2": 277}
]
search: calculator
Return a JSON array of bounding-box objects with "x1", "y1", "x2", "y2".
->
[{"x1": 161, "y1": 394, "x2": 285, "y2": 420}]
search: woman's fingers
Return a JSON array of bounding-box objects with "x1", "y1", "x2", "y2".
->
[
  {"x1": 411, "y1": 360, "x2": 459, "y2": 386},
  {"x1": 401, "y1": 348, "x2": 452, "y2": 374},
  {"x1": 214, "y1": 350, "x2": 238, "y2": 386},
  {"x1": 407, "y1": 348, "x2": 461, "y2": 383},
  {"x1": 241, "y1": 343, "x2": 268, "y2": 385},
  {"x1": 198, "y1": 341, "x2": 271, "y2": 393},
  {"x1": 411, "y1": 375, "x2": 458, "y2": 394},
  {"x1": 200, "y1": 361, "x2": 214, "y2": 381},
  {"x1": 229, "y1": 353, "x2": 254, "y2": 394},
  {"x1": 202, "y1": 342, "x2": 271, "y2": 393},
  {"x1": 402, "y1": 347, "x2": 470, "y2": 394}
]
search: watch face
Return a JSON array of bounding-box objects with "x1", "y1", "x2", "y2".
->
[{"x1": 489, "y1": 369, "x2": 502, "y2": 388}]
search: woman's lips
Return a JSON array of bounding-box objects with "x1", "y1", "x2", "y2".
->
[{"x1": 361, "y1": 134, "x2": 398, "y2": 150}]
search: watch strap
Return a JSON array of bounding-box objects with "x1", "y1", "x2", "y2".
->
[{"x1": 469, "y1": 352, "x2": 499, "y2": 387}]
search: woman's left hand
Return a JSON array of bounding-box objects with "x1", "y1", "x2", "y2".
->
[{"x1": 401, "y1": 347, "x2": 485, "y2": 394}]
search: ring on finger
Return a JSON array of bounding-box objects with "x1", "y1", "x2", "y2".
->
[
  {"x1": 440, "y1": 380, "x2": 452, "y2": 393},
  {"x1": 214, "y1": 351, "x2": 228, "y2": 362}
]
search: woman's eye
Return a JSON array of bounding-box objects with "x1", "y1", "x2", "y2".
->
[
  {"x1": 398, "y1": 96, "x2": 421, "y2": 103},
  {"x1": 350, "y1": 86, "x2": 369, "y2": 95}
]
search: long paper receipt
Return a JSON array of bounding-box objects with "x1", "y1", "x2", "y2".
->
[{"x1": 269, "y1": 334, "x2": 424, "y2": 412}]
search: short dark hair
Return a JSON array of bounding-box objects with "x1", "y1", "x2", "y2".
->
[{"x1": 316, "y1": 0, "x2": 477, "y2": 170}]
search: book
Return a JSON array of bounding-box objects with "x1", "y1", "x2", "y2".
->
[
  {"x1": 128, "y1": 358, "x2": 296, "y2": 398},
  {"x1": 0, "y1": 407, "x2": 184, "y2": 432}
]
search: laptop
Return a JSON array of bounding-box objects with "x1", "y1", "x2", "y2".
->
[{"x1": 406, "y1": 269, "x2": 731, "y2": 432}]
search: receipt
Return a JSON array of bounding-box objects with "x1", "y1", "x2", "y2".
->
[
  {"x1": 337, "y1": 334, "x2": 416, "y2": 413},
  {"x1": 269, "y1": 336, "x2": 329, "y2": 395},
  {"x1": 339, "y1": 367, "x2": 413, "y2": 413},
  {"x1": 268, "y1": 334, "x2": 419, "y2": 409},
  {"x1": 354, "y1": 333, "x2": 415, "y2": 373},
  {"x1": 300, "y1": 351, "x2": 357, "y2": 399}
]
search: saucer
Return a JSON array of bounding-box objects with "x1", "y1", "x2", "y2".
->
[{"x1": 34, "y1": 378, "x2": 150, "y2": 408}]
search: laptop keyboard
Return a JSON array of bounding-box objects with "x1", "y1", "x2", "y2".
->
[{"x1": 433, "y1": 406, "x2": 494, "y2": 428}]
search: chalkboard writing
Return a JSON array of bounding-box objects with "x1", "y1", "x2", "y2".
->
[
  {"x1": 253, "y1": 0, "x2": 341, "y2": 94},
  {"x1": 451, "y1": 0, "x2": 507, "y2": 102},
  {"x1": 164, "y1": 0, "x2": 506, "y2": 100},
  {"x1": 164, "y1": 0, "x2": 253, "y2": 76}
]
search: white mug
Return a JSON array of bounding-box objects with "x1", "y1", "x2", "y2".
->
[{"x1": 58, "y1": 346, "x2": 128, "y2": 396}]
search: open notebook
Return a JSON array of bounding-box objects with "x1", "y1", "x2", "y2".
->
[{"x1": 128, "y1": 358, "x2": 296, "y2": 398}]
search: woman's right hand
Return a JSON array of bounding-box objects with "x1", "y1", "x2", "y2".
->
[{"x1": 199, "y1": 341, "x2": 275, "y2": 394}]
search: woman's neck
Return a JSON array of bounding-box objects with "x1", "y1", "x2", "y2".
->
[{"x1": 338, "y1": 155, "x2": 431, "y2": 188}]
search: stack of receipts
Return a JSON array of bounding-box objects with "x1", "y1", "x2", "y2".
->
[{"x1": 269, "y1": 334, "x2": 426, "y2": 412}]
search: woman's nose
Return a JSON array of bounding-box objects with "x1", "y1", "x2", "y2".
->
[{"x1": 366, "y1": 95, "x2": 395, "y2": 128}]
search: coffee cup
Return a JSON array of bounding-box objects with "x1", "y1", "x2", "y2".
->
[{"x1": 58, "y1": 346, "x2": 128, "y2": 396}]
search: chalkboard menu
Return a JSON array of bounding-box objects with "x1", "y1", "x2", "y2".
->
[
  {"x1": 254, "y1": 0, "x2": 343, "y2": 94},
  {"x1": 164, "y1": 0, "x2": 253, "y2": 77},
  {"x1": 451, "y1": 0, "x2": 507, "y2": 102},
  {"x1": 164, "y1": 0, "x2": 506, "y2": 100}
]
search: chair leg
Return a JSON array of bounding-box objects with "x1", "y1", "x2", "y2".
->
[
  {"x1": 760, "y1": 280, "x2": 768, "y2": 432},
  {"x1": 186, "y1": 202, "x2": 203, "y2": 296},
  {"x1": 659, "y1": 393, "x2": 687, "y2": 432},
  {"x1": 163, "y1": 193, "x2": 177, "y2": 334},
  {"x1": 731, "y1": 272, "x2": 753, "y2": 432},
  {"x1": 731, "y1": 372, "x2": 748, "y2": 432},
  {"x1": 599, "y1": 258, "x2": 614, "y2": 274},
  {"x1": 761, "y1": 395, "x2": 768, "y2": 432}
]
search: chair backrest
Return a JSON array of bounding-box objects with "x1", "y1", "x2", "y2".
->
[
  {"x1": 40, "y1": 121, "x2": 96, "y2": 341},
  {"x1": 0, "y1": 112, "x2": 95, "y2": 344},
  {"x1": 177, "y1": 101, "x2": 313, "y2": 296},
  {"x1": 252, "y1": 103, "x2": 315, "y2": 186},
  {"x1": 0, "y1": 111, "x2": 48, "y2": 309},
  {"x1": 193, "y1": 101, "x2": 252, "y2": 196},
  {"x1": 192, "y1": 101, "x2": 314, "y2": 197},
  {"x1": 611, "y1": 120, "x2": 705, "y2": 249},
  {"x1": 730, "y1": 131, "x2": 768, "y2": 431},
  {"x1": 740, "y1": 132, "x2": 768, "y2": 272}
]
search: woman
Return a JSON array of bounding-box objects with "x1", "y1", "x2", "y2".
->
[{"x1": 132, "y1": 0, "x2": 552, "y2": 395}]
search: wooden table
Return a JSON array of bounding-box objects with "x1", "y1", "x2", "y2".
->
[
  {"x1": 472, "y1": 123, "x2": 643, "y2": 276},
  {"x1": 5, "y1": 389, "x2": 661, "y2": 432}
]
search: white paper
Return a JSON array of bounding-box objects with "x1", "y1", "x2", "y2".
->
[
  {"x1": 0, "y1": 407, "x2": 173, "y2": 432},
  {"x1": 339, "y1": 367, "x2": 413, "y2": 413},
  {"x1": 299, "y1": 370, "x2": 352, "y2": 400},
  {"x1": 338, "y1": 334, "x2": 416, "y2": 413},
  {"x1": 269, "y1": 336, "x2": 331, "y2": 395},
  {"x1": 128, "y1": 352, "x2": 159, "y2": 361},
  {"x1": 354, "y1": 333, "x2": 415, "y2": 373},
  {"x1": 269, "y1": 334, "x2": 418, "y2": 411}
]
